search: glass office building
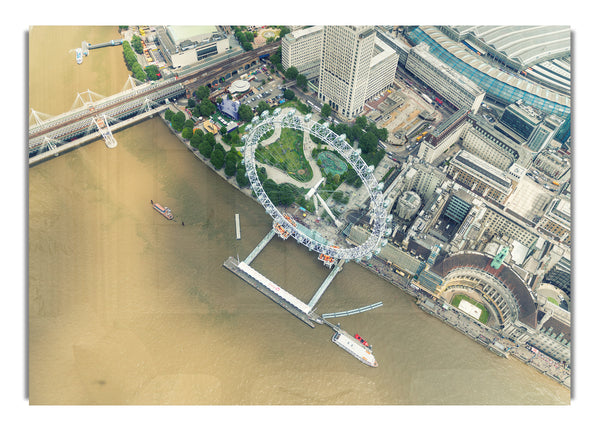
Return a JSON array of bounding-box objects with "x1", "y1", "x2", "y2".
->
[{"x1": 444, "y1": 194, "x2": 472, "y2": 224}]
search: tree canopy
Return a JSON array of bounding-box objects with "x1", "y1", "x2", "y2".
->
[
  {"x1": 199, "y1": 98, "x2": 216, "y2": 117},
  {"x1": 320, "y1": 103, "x2": 331, "y2": 118},
  {"x1": 145, "y1": 65, "x2": 161, "y2": 81},
  {"x1": 224, "y1": 151, "x2": 239, "y2": 177},
  {"x1": 269, "y1": 47, "x2": 282, "y2": 71},
  {"x1": 238, "y1": 104, "x2": 254, "y2": 123},
  {"x1": 359, "y1": 131, "x2": 379, "y2": 154},
  {"x1": 296, "y1": 74, "x2": 308, "y2": 91},
  {"x1": 236, "y1": 167, "x2": 249, "y2": 187},
  {"x1": 284, "y1": 66, "x2": 299, "y2": 81},
  {"x1": 256, "y1": 100, "x2": 270, "y2": 116},
  {"x1": 195, "y1": 86, "x2": 210, "y2": 101},
  {"x1": 210, "y1": 146, "x2": 226, "y2": 170},
  {"x1": 190, "y1": 129, "x2": 203, "y2": 148},
  {"x1": 131, "y1": 35, "x2": 143, "y2": 54},
  {"x1": 355, "y1": 115, "x2": 368, "y2": 130},
  {"x1": 262, "y1": 180, "x2": 297, "y2": 206},
  {"x1": 283, "y1": 89, "x2": 295, "y2": 101},
  {"x1": 203, "y1": 131, "x2": 216, "y2": 149},
  {"x1": 198, "y1": 140, "x2": 213, "y2": 158},
  {"x1": 122, "y1": 41, "x2": 147, "y2": 81},
  {"x1": 171, "y1": 111, "x2": 186, "y2": 132},
  {"x1": 182, "y1": 127, "x2": 193, "y2": 140}
]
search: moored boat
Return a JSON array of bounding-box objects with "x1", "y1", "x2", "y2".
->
[
  {"x1": 76, "y1": 48, "x2": 83, "y2": 64},
  {"x1": 354, "y1": 333, "x2": 370, "y2": 348},
  {"x1": 332, "y1": 330, "x2": 378, "y2": 367}
]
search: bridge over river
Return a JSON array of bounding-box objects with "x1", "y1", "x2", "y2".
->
[{"x1": 28, "y1": 41, "x2": 280, "y2": 163}]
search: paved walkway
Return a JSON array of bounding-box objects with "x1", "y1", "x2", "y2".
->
[
  {"x1": 251, "y1": 110, "x2": 325, "y2": 190},
  {"x1": 362, "y1": 255, "x2": 571, "y2": 388}
]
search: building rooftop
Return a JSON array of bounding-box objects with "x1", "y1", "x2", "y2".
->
[
  {"x1": 448, "y1": 25, "x2": 570, "y2": 71},
  {"x1": 229, "y1": 80, "x2": 250, "y2": 94},
  {"x1": 217, "y1": 98, "x2": 240, "y2": 121},
  {"x1": 370, "y1": 37, "x2": 397, "y2": 68},
  {"x1": 429, "y1": 107, "x2": 469, "y2": 141},
  {"x1": 167, "y1": 25, "x2": 218, "y2": 45},
  {"x1": 429, "y1": 251, "x2": 537, "y2": 328},
  {"x1": 284, "y1": 25, "x2": 323, "y2": 43},
  {"x1": 413, "y1": 43, "x2": 484, "y2": 96},
  {"x1": 453, "y1": 150, "x2": 513, "y2": 190},
  {"x1": 537, "y1": 313, "x2": 571, "y2": 344},
  {"x1": 410, "y1": 26, "x2": 570, "y2": 112},
  {"x1": 545, "y1": 197, "x2": 571, "y2": 228},
  {"x1": 506, "y1": 101, "x2": 543, "y2": 124}
]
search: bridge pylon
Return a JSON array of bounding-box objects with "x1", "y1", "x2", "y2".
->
[
  {"x1": 139, "y1": 97, "x2": 161, "y2": 114},
  {"x1": 121, "y1": 75, "x2": 143, "y2": 93},
  {"x1": 71, "y1": 89, "x2": 105, "y2": 112},
  {"x1": 29, "y1": 109, "x2": 53, "y2": 128},
  {"x1": 39, "y1": 136, "x2": 64, "y2": 156}
]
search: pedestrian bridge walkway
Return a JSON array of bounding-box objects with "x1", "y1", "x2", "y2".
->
[
  {"x1": 244, "y1": 229, "x2": 276, "y2": 265},
  {"x1": 93, "y1": 114, "x2": 117, "y2": 149}
]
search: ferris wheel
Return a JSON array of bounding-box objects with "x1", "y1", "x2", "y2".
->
[{"x1": 241, "y1": 108, "x2": 392, "y2": 262}]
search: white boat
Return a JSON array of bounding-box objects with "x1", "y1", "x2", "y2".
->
[
  {"x1": 332, "y1": 330, "x2": 378, "y2": 367},
  {"x1": 76, "y1": 48, "x2": 83, "y2": 65}
]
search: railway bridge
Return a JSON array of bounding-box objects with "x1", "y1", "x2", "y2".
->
[{"x1": 28, "y1": 42, "x2": 280, "y2": 162}]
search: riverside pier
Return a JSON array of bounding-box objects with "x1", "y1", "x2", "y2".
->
[
  {"x1": 223, "y1": 219, "x2": 363, "y2": 329},
  {"x1": 224, "y1": 226, "x2": 331, "y2": 328}
]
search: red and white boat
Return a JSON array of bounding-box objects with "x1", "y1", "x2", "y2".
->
[{"x1": 152, "y1": 201, "x2": 173, "y2": 220}]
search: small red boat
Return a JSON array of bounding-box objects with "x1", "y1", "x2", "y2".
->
[
  {"x1": 152, "y1": 201, "x2": 173, "y2": 220},
  {"x1": 354, "y1": 333, "x2": 370, "y2": 347}
]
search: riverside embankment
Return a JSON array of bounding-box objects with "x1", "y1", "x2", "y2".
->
[{"x1": 162, "y1": 108, "x2": 571, "y2": 389}]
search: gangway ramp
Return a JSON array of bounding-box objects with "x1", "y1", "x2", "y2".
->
[
  {"x1": 321, "y1": 301, "x2": 383, "y2": 319},
  {"x1": 307, "y1": 260, "x2": 344, "y2": 310},
  {"x1": 244, "y1": 229, "x2": 276, "y2": 265}
]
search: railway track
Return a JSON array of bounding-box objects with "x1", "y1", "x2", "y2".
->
[{"x1": 29, "y1": 41, "x2": 281, "y2": 143}]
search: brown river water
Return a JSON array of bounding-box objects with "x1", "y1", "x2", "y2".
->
[{"x1": 28, "y1": 26, "x2": 570, "y2": 405}]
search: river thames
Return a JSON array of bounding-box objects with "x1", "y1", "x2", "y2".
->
[{"x1": 27, "y1": 26, "x2": 570, "y2": 407}]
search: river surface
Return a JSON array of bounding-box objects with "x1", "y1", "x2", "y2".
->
[{"x1": 28, "y1": 26, "x2": 570, "y2": 405}]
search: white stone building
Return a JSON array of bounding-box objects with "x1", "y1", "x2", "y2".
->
[
  {"x1": 365, "y1": 37, "x2": 399, "y2": 101},
  {"x1": 281, "y1": 26, "x2": 324, "y2": 80},
  {"x1": 318, "y1": 26, "x2": 377, "y2": 119},
  {"x1": 156, "y1": 25, "x2": 229, "y2": 69},
  {"x1": 406, "y1": 42, "x2": 485, "y2": 114}
]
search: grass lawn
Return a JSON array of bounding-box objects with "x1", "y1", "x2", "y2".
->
[
  {"x1": 451, "y1": 294, "x2": 490, "y2": 324},
  {"x1": 256, "y1": 128, "x2": 313, "y2": 182}
]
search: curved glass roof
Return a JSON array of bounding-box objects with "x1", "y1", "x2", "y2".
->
[
  {"x1": 448, "y1": 25, "x2": 570, "y2": 70},
  {"x1": 408, "y1": 26, "x2": 570, "y2": 118}
]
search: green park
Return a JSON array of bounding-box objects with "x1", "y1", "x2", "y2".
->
[{"x1": 255, "y1": 128, "x2": 313, "y2": 183}]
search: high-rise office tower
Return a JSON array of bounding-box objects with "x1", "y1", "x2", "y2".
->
[{"x1": 318, "y1": 26, "x2": 376, "y2": 119}]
